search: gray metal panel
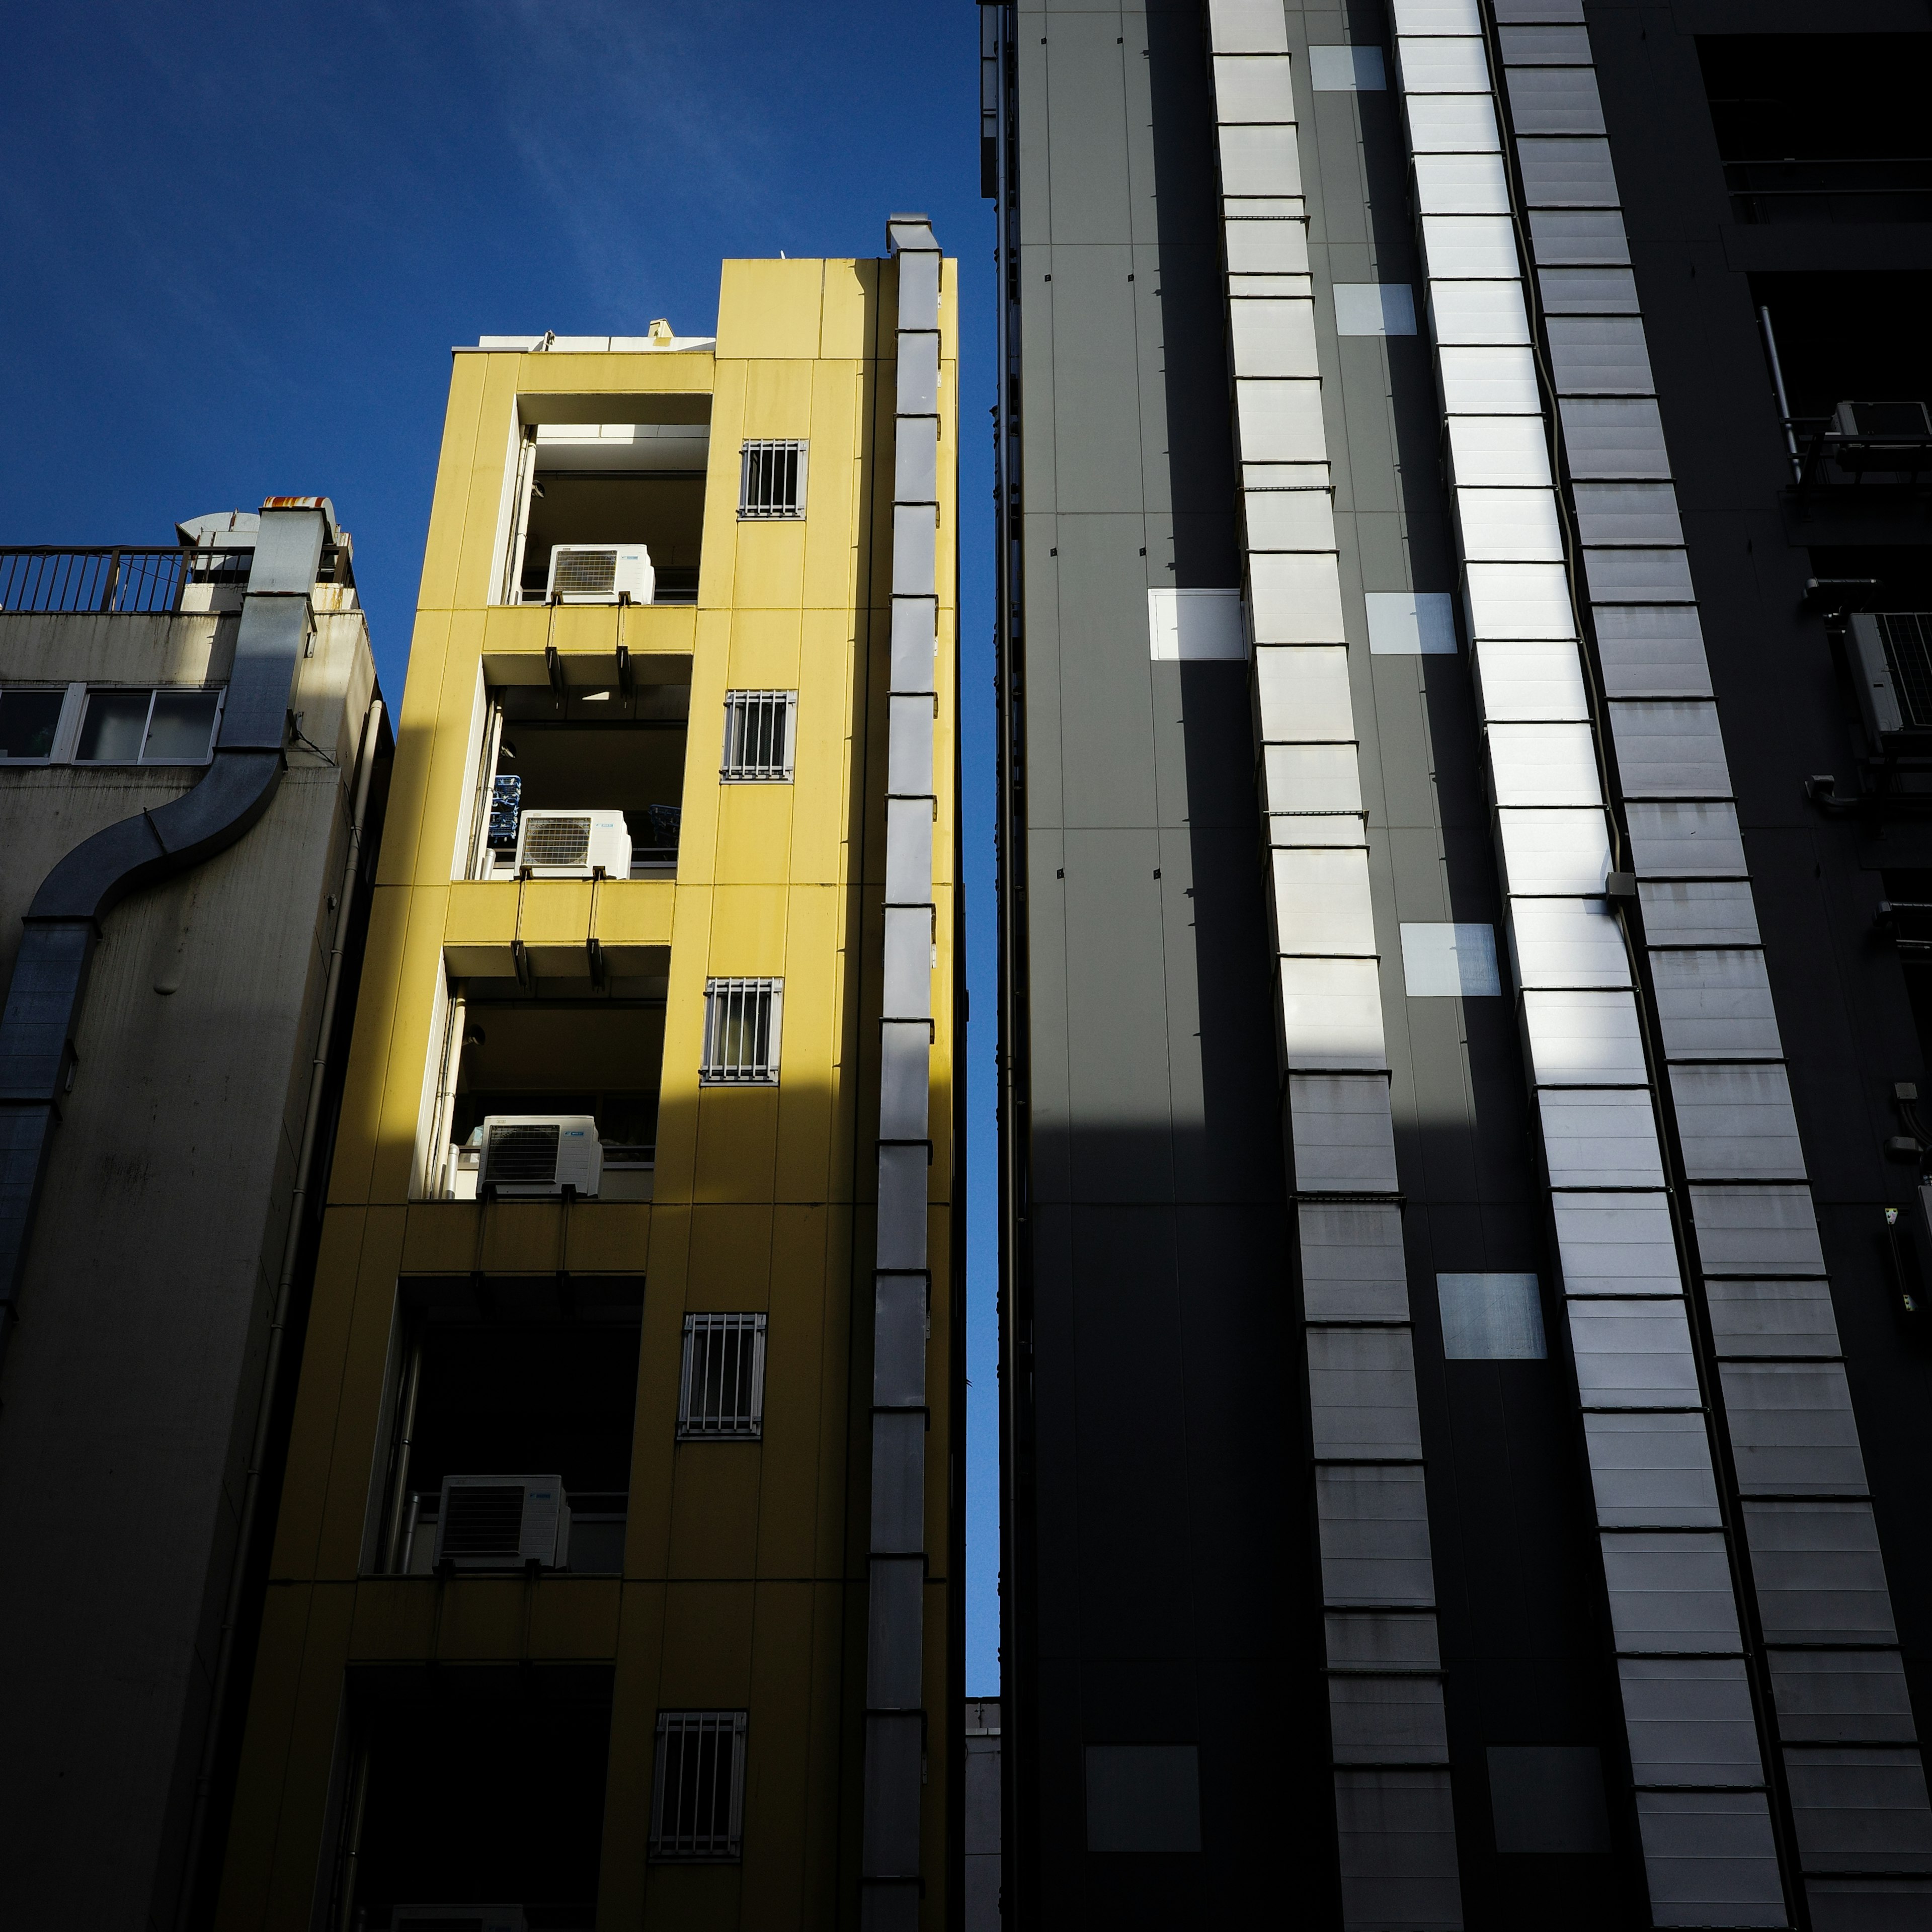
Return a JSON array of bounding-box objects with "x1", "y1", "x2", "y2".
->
[
  {"x1": 1631, "y1": 1792, "x2": 1787, "y2": 1928},
  {"x1": 1618, "y1": 1658, "x2": 1766, "y2": 1786},
  {"x1": 894, "y1": 416, "x2": 939, "y2": 507},
  {"x1": 1585, "y1": 548, "x2": 1697, "y2": 605},
  {"x1": 1584, "y1": 1412, "x2": 1723, "y2": 1527},
  {"x1": 1521, "y1": 988, "x2": 1648, "y2": 1084},
  {"x1": 1499, "y1": 25, "x2": 1594, "y2": 63},
  {"x1": 1567, "y1": 1298, "x2": 1703, "y2": 1408},
  {"x1": 1328, "y1": 1676, "x2": 1452, "y2": 1764},
  {"x1": 1719, "y1": 1362, "x2": 1870, "y2": 1497},
  {"x1": 863, "y1": 1711, "x2": 925, "y2": 1877},
  {"x1": 1446, "y1": 415, "x2": 1554, "y2": 491},
  {"x1": 1206, "y1": 0, "x2": 1290, "y2": 57},
  {"x1": 1326, "y1": 1611, "x2": 1443, "y2": 1671},
  {"x1": 897, "y1": 333, "x2": 940, "y2": 417},
  {"x1": 1516, "y1": 137, "x2": 1621, "y2": 209},
  {"x1": 1317, "y1": 1466, "x2": 1437, "y2": 1607},
  {"x1": 1494, "y1": 0, "x2": 1586, "y2": 19},
  {"x1": 884, "y1": 796, "x2": 934, "y2": 906},
  {"x1": 1626, "y1": 802, "x2": 1748, "y2": 878},
  {"x1": 1393, "y1": 36, "x2": 1493, "y2": 95},
  {"x1": 1494, "y1": 806, "x2": 1613, "y2": 895},
  {"x1": 1600, "y1": 1532, "x2": 1745, "y2": 1651},
  {"x1": 1537, "y1": 1087, "x2": 1666, "y2": 1189},
  {"x1": 1559, "y1": 398, "x2": 1671, "y2": 479},
  {"x1": 873, "y1": 1273, "x2": 928, "y2": 1408},
  {"x1": 1504, "y1": 64, "x2": 1605, "y2": 134},
  {"x1": 1667, "y1": 1066, "x2": 1807, "y2": 1182},
  {"x1": 1539, "y1": 268, "x2": 1639, "y2": 313},
  {"x1": 1705, "y1": 1279, "x2": 1843, "y2": 1360},
  {"x1": 1742, "y1": 1500, "x2": 1900, "y2": 1645},
  {"x1": 1607, "y1": 701, "x2": 1730, "y2": 799},
  {"x1": 1332, "y1": 1770, "x2": 1463, "y2": 1932},
  {"x1": 882, "y1": 907, "x2": 933, "y2": 1022},
  {"x1": 1638, "y1": 879, "x2": 1762, "y2": 947},
  {"x1": 866, "y1": 1556, "x2": 924, "y2": 1708},
  {"x1": 1767, "y1": 1651, "x2": 1921, "y2": 1745},
  {"x1": 1689, "y1": 1186, "x2": 1827, "y2": 1277},
  {"x1": 1574, "y1": 483, "x2": 1684, "y2": 547},
  {"x1": 892, "y1": 502, "x2": 937, "y2": 596},
  {"x1": 1211, "y1": 51, "x2": 1295, "y2": 123},
  {"x1": 1805, "y1": 1877, "x2": 1932, "y2": 1929},
  {"x1": 886, "y1": 693, "x2": 935, "y2": 798},
  {"x1": 879, "y1": 1023, "x2": 931, "y2": 1142},
  {"x1": 1784, "y1": 1748, "x2": 1932, "y2": 1874},
  {"x1": 1527, "y1": 208, "x2": 1630, "y2": 265},
  {"x1": 1547, "y1": 317, "x2": 1656, "y2": 395},
  {"x1": 1651, "y1": 951, "x2": 1781, "y2": 1060},
  {"x1": 870, "y1": 1410, "x2": 925, "y2": 1554},
  {"x1": 1289, "y1": 1074, "x2": 1400, "y2": 1192},
  {"x1": 1551, "y1": 1190, "x2": 1682, "y2": 1295},
  {"x1": 876, "y1": 1143, "x2": 928, "y2": 1271},
  {"x1": 1508, "y1": 899, "x2": 1631, "y2": 989},
  {"x1": 890, "y1": 595, "x2": 937, "y2": 695},
  {"x1": 1308, "y1": 1328, "x2": 1425, "y2": 1460},
  {"x1": 1300, "y1": 1201, "x2": 1411, "y2": 1321}
]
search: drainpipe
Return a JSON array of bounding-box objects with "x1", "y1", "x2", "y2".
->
[{"x1": 0, "y1": 500, "x2": 332, "y2": 1350}]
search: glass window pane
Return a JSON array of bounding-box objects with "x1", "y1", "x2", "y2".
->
[
  {"x1": 142, "y1": 689, "x2": 219, "y2": 761},
  {"x1": 0, "y1": 690, "x2": 64, "y2": 759},
  {"x1": 75, "y1": 691, "x2": 151, "y2": 762}
]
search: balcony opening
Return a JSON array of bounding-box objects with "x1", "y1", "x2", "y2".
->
[
  {"x1": 504, "y1": 413, "x2": 709, "y2": 606},
  {"x1": 1699, "y1": 36, "x2": 1932, "y2": 225},
  {"x1": 333, "y1": 1663, "x2": 612, "y2": 1930},
  {"x1": 464, "y1": 671, "x2": 690, "y2": 880},
  {"x1": 372, "y1": 1276, "x2": 641, "y2": 1578}
]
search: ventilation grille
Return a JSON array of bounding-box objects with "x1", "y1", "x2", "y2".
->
[
  {"x1": 550, "y1": 547, "x2": 617, "y2": 596},
  {"x1": 651, "y1": 1711, "x2": 748, "y2": 1861},
  {"x1": 720, "y1": 690, "x2": 796, "y2": 781},
  {"x1": 1880, "y1": 614, "x2": 1932, "y2": 730},
  {"x1": 486, "y1": 1121, "x2": 560, "y2": 1183},
  {"x1": 738, "y1": 441, "x2": 807, "y2": 519},
  {"x1": 439, "y1": 1484, "x2": 526, "y2": 1560},
  {"x1": 700, "y1": 979, "x2": 781, "y2": 1084},
  {"x1": 522, "y1": 815, "x2": 590, "y2": 868},
  {"x1": 678, "y1": 1314, "x2": 767, "y2": 1438}
]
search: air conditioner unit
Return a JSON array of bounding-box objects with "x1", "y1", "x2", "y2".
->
[
  {"x1": 391, "y1": 1906, "x2": 528, "y2": 1932},
  {"x1": 546, "y1": 542, "x2": 655, "y2": 604},
  {"x1": 434, "y1": 1475, "x2": 571, "y2": 1572},
  {"x1": 514, "y1": 808, "x2": 631, "y2": 878},
  {"x1": 479, "y1": 1114, "x2": 603, "y2": 1197},
  {"x1": 1846, "y1": 612, "x2": 1932, "y2": 740},
  {"x1": 1832, "y1": 399, "x2": 1932, "y2": 440}
]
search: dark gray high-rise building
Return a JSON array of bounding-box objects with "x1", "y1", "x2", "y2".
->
[{"x1": 984, "y1": 2, "x2": 1932, "y2": 1927}]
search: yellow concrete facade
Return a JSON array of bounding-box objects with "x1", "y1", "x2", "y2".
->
[{"x1": 217, "y1": 254, "x2": 959, "y2": 1930}]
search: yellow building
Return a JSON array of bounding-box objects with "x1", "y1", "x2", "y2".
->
[{"x1": 215, "y1": 222, "x2": 960, "y2": 1931}]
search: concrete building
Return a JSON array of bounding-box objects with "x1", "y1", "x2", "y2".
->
[
  {"x1": 214, "y1": 227, "x2": 964, "y2": 1930},
  {"x1": 985, "y1": 1, "x2": 1932, "y2": 1926},
  {"x1": 964, "y1": 1698, "x2": 1002, "y2": 1932},
  {"x1": 0, "y1": 503, "x2": 387, "y2": 1927}
]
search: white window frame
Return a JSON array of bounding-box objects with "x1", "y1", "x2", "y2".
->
[
  {"x1": 738, "y1": 439, "x2": 808, "y2": 520},
  {"x1": 719, "y1": 689, "x2": 797, "y2": 782},
  {"x1": 700, "y1": 978, "x2": 782, "y2": 1085},
  {"x1": 70, "y1": 685, "x2": 225, "y2": 766},
  {"x1": 650, "y1": 1710, "x2": 748, "y2": 1862},
  {"x1": 677, "y1": 1313, "x2": 768, "y2": 1439}
]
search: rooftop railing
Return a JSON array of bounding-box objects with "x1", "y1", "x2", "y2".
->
[
  {"x1": 1726, "y1": 156, "x2": 1932, "y2": 225},
  {"x1": 0, "y1": 545, "x2": 253, "y2": 615}
]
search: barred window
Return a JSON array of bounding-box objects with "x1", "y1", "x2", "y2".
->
[
  {"x1": 678, "y1": 1314, "x2": 767, "y2": 1439},
  {"x1": 701, "y1": 979, "x2": 781, "y2": 1085},
  {"x1": 650, "y1": 1710, "x2": 747, "y2": 1862},
  {"x1": 739, "y1": 440, "x2": 808, "y2": 519},
  {"x1": 720, "y1": 690, "x2": 796, "y2": 781}
]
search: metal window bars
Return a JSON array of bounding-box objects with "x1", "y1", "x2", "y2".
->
[
  {"x1": 677, "y1": 1314, "x2": 767, "y2": 1439},
  {"x1": 0, "y1": 545, "x2": 254, "y2": 615},
  {"x1": 737, "y1": 440, "x2": 808, "y2": 519},
  {"x1": 1881, "y1": 613, "x2": 1932, "y2": 729},
  {"x1": 650, "y1": 1711, "x2": 748, "y2": 1862},
  {"x1": 719, "y1": 690, "x2": 797, "y2": 781},
  {"x1": 700, "y1": 979, "x2": 781, "y2": 1084}
]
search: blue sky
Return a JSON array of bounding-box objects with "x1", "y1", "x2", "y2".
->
[{"x1": 0, "y1": 2, "x2": 999, "y2": 1690}]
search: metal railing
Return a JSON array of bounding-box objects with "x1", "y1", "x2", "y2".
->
[
  {"x1": 1726, "y1": 156, "x2": 1932, "y2": 225},
  {"x1": 0, "y1": 545, "x2": 253, "y2": 615},
  {"x1": 1785, "y1": 417, "x2": 1932, "y2": 492}
]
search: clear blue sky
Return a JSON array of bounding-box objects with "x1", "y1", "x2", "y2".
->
[{"x1": 0, "y1": 2, "x2": 999, "y2": 1691}]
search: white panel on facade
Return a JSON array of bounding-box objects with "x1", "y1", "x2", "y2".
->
[
  {"x1": 1486, "y1": 723, "x2": 1603, "y2": 807},
  {"x1": 1495, "y1": 807, "x2": 1612, "y2": 896},
  {"x1": 1456, "y1": 488, "x2": 1565, "y2": 561},
  {"x1": 1651, "y1": 950, "x2": 1781, "y2": 1060},
  {"x1": 1508, "y1": 900, "x2": 1629, "y2": 989},
  {"x1": 1596, "y1": 605, "x2": 1714, "y2": 698},
  {"x1": 1633, "y1": 1792, "x2": 1787, "y2": 1929},
  {"x1": 1720, "y1": 1361, "x2": 1869, "y2": 1497},
  {"x1": 1668, "y1": 1065, "x2": 1807, "y2": 1181},
  {"x1": 1551, "y1": 1191, "x2": 1681, "y2": 1295},
  {"x1": 1334, "y1": 283, "x2": 1418, "y2": 336},
  {"x1": 1437, "y1": 1272, "x2": 1545, "y2": 1358},
  {"x1": 1463, "y1": 562, "x2": 1576, "y2": 639},
  {"x1": 1411, "y1": 152, "x2": 1512, "y2": 215},
  {"x1": 1618, "y1": 1660, "x2": 1765, "y2": 1786},
  {"x1": 1230, "y1": 297, "x2": 1319, "y2": 375},
  {"x1": 1559, "y1": 396, "x2": 1671, "y2": 478},
  {"x1": 1213, "y1": 52, "x2": 1298, "y2": 122},
  {"x1": 1279, "y1": 956, "x2": 1389, "y2": 1069},
  {"x1": 1430, "y1": 281, "x2": 1532, "y2": 347},
  {"x1": 1584, "y1": 547, "x2": 1697, "y2": 604},
  {"x1": 1244, "y1": 489, "x2": 1338, "y2": 552},
  {"x1": 1263, "y1": 742, "x2": 1364, "y2": 817},
  {"x1": 1568, "y1": 1298, "x2": 1702, "y2": 1406},
  {"x1": 1235, "y1": 378, "x2": 1327, "y2": 461},
  {"x1": 1219, "y1": 123, "x2": 1305, "y2": 198},
  {"x1": 1600, "y1": 1532, "x2": 1745, "y2": 1651},
  {"x1": 1255, "y1": 645, "x2": 1355, "y2": 741},
  {"x1": 1438, "y1": 345, "x2": 1543, "y2": 415},
  {"x1": 1250, "y1": 553, "x2": 1347, "y2": 642},
  {"x1": 1270, "y1": 814, "x2": 1367, "y2": 850},
  {"x1": 1317, "y1": 1466, "x2": 1436, "y2": 1606},
  {"x1": 1689, "y1": 1185, "x2": 1826, "y2": 1278},
  {"x1": 1473, "y1": 637, "x2": 1589, "y2": 720},
  {"x1": 1309, "y1": 44, "x2": 1386, "y2": 91},
  {"x1": 1540, "y1": 1087, "x2": 1665, "y2": 1189},
  {"x1": 1639, "y1": 879, "x2": 1761, "y2": 948},
  {"x1": 1447, "y1": 416, "x2": 1552, "y2": 490},
  {"x1": 1626, "y1": 801, "x2": 1747, "y2": 878},
  {"x1": 1420, "y1": 215, "x2": 1520, "y2": 281},
  {"x1": 1309, "y1": 1328, "x2": 1425, "y2": 1459},
  {"x1": 1406, "y1": 93, "x2": 1501, "y2": 152},
  {"x1": 1523, "y1": 988, "x2": 1648, "y2": 1084},
  {"x1": 1273, "y1": 848, "x2": 1378, "y2": 955},
  {"x1": 1400, "y1": 922, "x2": 1501, "y2": 996},
  {"x1": 1148, "y1": 588, "x2": 1247, "y2": 662},
  {"x1": 1704, "y1": 1279, "x2": 1842, "y2": 1360},
  {"x1": 1289, "y1": 1075, "x2": 1401, "y2": 1191},
  {"x1": 1225, "y1": 220, "x2": 1313, "y2": 275},
  {"x1": 1742, "y1": 1500, "x2": 1898, "y2": 1646},
  {"x1": 1301, "y1": 1201, "x2": 1410, "y2": 1322},
  {"x1": 1393, "y1": 36, "x2": 1491, "y2": 94},
  {"x1": 1366, "y1": 591, "x2": 1458, "y2": 655},
  {"x1": 1573, "y1": 482, "x2": 1685, "y2": 547},
  {"x1": 1584, "y1": 1412, "x2": 1723, "y2": 1528},
  {"x1": 1608, "y1": 700, "x2": 1731, "y2": 799},
  {"x1": 1207, "y1": 0, "x2": 1291, "y2": 54}
]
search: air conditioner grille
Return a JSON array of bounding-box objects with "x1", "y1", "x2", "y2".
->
[
  {"x1": 487, "y1": 1121, "x2": 560, "y2": 1183},
  {"x1": 551, "y1": 548, "x2": 617, "y2": 596},
  {"x1": 440, "y1": 1484, "x2": 526, "y2": 1559},
  {"x1": 1880, "y1": 614, "x2": 1932, "y2": 730},
  {"x1": 522, "y1": 816, "x2": 590, "y2": 868}
]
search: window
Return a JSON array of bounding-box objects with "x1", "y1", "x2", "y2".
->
[
  {"x1": 74, "y1": 686, "x2": 221, "y2": 764},
  {"x1": 720, "y1": 689, "x2": 796, "y2": 781},
  {"x1": 650, "y1": 1711, "x2": 747, "y2": 1862},
  {"x1": 678, "y1": 1313, "x2": 767, "y2": 1439},
  {"x1": 0, "y1": 688, "x2": 65, "y2": 761},
  {"x1": 700, "y1": 979, "x2": 781, "y2": 1084},
  {"x1": 738, "y1": 440, "x2": 807, "y2": 519},
  {"x1": 1438, "y1": 1273, "x2": 1548, "y2": 1360}
]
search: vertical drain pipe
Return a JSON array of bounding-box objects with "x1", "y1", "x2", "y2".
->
[{"x1": 863, "y1": 211, "x2": 943, "y2": 1932}]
